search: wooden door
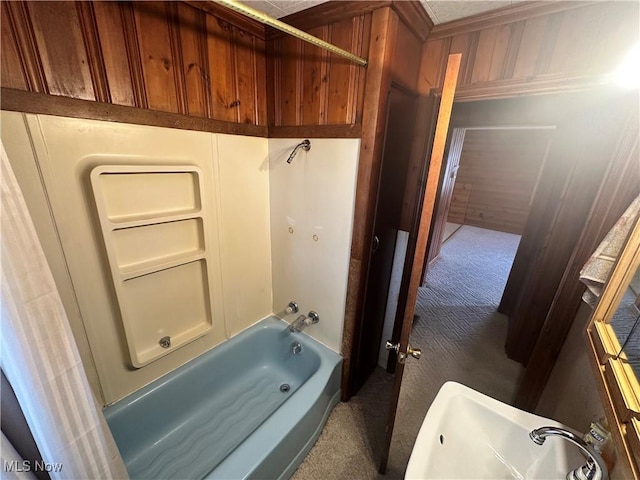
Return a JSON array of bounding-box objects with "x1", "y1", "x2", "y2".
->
[
  {"x1": 353, "y1": 84, "x2": 418, "y2": 392},
  {"x1": 379, "y1": 54, "x2": 461, "y2": 473},
  {"x1": 424, "y1": 128, "x2": 465, "y2": 271}
]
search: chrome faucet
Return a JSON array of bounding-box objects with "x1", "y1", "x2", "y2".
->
[
  {"x1": 289, "y1": 311, "x2": 320, "y2": 332},
  {"x1": 529, "y1": 426, "x2": 608, "y2": 480}
]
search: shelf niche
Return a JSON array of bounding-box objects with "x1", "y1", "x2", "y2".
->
[{"x1": 91, "y1": 165, "x2": 214, "y2": 368}]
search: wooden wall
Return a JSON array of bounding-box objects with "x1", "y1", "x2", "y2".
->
[
  {"x1": 1, "y1": 1, "x2": 267, "y2": 127},
  {"x1": 267, "y1": 1, "x2": 430, "y2": 129},
  {"x1": 448, "y1": 128, "x2": 552, "y2": 234},
  {"x1": 267, "y1": 15, "x2": 371, "y2": 127},
  {"x1": 420, "y1": 1, "x2": 640, "y2": 100},
  {"x1": 513, "y1": 95, "x2": 640, "y2": 411}
]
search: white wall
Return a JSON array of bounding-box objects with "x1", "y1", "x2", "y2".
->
[
  {"x1": 269, "y1": 138, "x2": 360, "y2": 353},
  {"x1": 215, "y1": 134, "x2": 273, "y2": 337}
]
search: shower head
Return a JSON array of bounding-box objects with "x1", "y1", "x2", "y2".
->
[{"x1": 286, "y1": 139, "x2": 311, "y2": 164}]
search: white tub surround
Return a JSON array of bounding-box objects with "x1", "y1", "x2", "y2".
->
[
  {"x1": 269, "y1": 138, "x2": 360, "y2": 353},
  {"x1": 2, "y1": 112, "x2": 272, "y2": 405}
]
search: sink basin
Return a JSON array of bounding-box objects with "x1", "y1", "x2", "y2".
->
[{"x1": 405, "y1": 382, "x2": 585, "y2": 479}]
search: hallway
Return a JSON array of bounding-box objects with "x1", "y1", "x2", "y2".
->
[{"x1": 292, "y1": 225, "x2": 523, "y2": 479}]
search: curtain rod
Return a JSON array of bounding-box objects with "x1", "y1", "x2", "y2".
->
[{"x1": 212, "y1": 0, "x2": 368, "y2": 67}]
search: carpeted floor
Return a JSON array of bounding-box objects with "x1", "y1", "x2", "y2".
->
[
  {"x1": 441, "y1": 221, "x2": 461, "y2": 244},
  {"x1": 290, "y1": 225, "x2": 523, "y2": 480}
]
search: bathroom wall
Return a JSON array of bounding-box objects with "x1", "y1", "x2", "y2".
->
[
  {"x1": 2, "y1": 112, "x2": 272, "y2": 405},
  {"x1": 269, "y1": 139, "x2": 360, "y2": 353},
  {"x1": 536, "y1": 302, "x2": 634, "y2": 479},
  {"x1": 536, "y1": 303, "x2": 604, "y2": 430},
  {"x1": 1, "y1": 1, "x2": 268, "y2": 127}
]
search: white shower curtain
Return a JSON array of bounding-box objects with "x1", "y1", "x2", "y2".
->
[{"x1": 0, "y1": 143, "x2": 128, "y2": 479}]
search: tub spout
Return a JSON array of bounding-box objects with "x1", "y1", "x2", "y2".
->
[{"x1": 289, "y1": 311, "x2": 320, "y2": 332}]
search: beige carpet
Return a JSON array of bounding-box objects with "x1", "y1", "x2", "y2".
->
[{"x1": 291, "y1": 226, "x2": 523, "y2": 480}]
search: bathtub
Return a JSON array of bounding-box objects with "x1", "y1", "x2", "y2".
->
[{"x1": 103, "y1": 316, "x2": 342, "y2": 480}]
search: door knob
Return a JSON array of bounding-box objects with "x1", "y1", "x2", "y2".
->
[
  {"x1": 385, "y1": 341, "x2": 421, "y2": 363},
  {"x1": 407, "y1": 344, "x2": 422, "y2": 360},
  {"x1": 385, "y1": 341, "x2": 399, "y2": 353}
]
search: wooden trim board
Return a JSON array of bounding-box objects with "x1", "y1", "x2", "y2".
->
[{"x1": 1, "y1": 88, "x2": 268, "y2": 137}]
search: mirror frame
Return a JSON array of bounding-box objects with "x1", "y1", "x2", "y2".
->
[{"x1": 587, "y1": 213, "x2": 640, "y2": 477}]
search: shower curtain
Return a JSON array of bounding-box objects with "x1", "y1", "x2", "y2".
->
[{"x1": 0, "y1": 143, "x2": 128, "y2": 479}]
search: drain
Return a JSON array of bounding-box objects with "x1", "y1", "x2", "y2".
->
[{"x1": 280, "y1": 384, "x2": 291, "y2": 393}]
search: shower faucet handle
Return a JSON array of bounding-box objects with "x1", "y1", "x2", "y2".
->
[
  {"x1": 284, "y1": 301, "x2": 299, "y2": 315},
  {"x1": 307, "y1": 311, "x2": 319, "y2": 324}
]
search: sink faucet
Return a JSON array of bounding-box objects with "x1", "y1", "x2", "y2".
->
[
  {"x1": 529, "y1": 426, "x2": 608, "y2": 480},
  {"x1": 289, "y1": 311, "x2": 319, "y2": 332}
]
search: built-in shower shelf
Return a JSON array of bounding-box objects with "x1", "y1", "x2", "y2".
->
[
  {"x1": 90, "y1": 164, "x2": 215, "y2": 368},
  {"x1": 119, "y1": 252, "x2": 206, "y2": 280},
  {"x1": 107, "y1": 210, "x2": 202, "y2": 229},
  {"x1": 133, "y1": 316, "x2": 212, "y2": 366}
]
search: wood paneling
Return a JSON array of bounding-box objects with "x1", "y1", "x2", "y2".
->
[
  {"x1": 1, "y1": 0, "x2": 267, "y2": 126},
  {"x1": 341, "y1": 6, "x2": 397, "y2": 399},
  {"x1": 267, "y1": 1, "x2": 428, "y2": 127},
  {"x1": 391, "y1": 1, "x2": 433, "y2": 42},
  {"x1": 206, "y1": 14, "x2": 238, "y2": 122},
  {"x1": 515, "y1": 105, "x2": 640, "y2": 411},
  {"x1": 120, "y1": 1, "x2": 148, "y2": 108},
  {"x1": 134, "y1": 2, "x2": 181, "y2": 113},
  {"x1": 2, "y1": 2, "x2": 46, "y2": 92},
  {"x1": 448, "y1": 129, "x2": 552, "y2": 235},
  {"x1": 327, "y1": 17, "x2": 361, "y2": 124},
  {"x1": 1, "y1": 88, "x2": 267, "y2": 137},
  {"x1": 421, "y1": 1, "x2": 639, "y2": 100},
  {"x1": 176, "y1": 2, "x2": 210, "y2": 117},
  {"x1": 390, "y1": 20, "x2": 423, "y2": 89},
  {"x1": 76, "y1": 2, "x2": 111, "y2": 103},
  {"x1": 27, "y1": 1, "x2": 96, "y2": 100},
  {"x1": 503, "y1": 90, "x2": 636, "y2": 366},
  {"x1": 1, "y1": 2, "x2": 28, "y2": 91},
  {"x1": 269, "y1": 13, "x2": 372, "y2": 127},
  {"x1": 268, "y1": 124, "x2": 361, "y2": 138},
  {"x1": 300, "y1": 26, "x2": 328, "y2": 125},
  {"x1": 268, "y1": 1, "x2": 389, "y2": 37}
]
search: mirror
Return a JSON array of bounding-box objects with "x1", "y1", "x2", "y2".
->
[
  {"x1": 592, "y1": 209, "x2": 640, "y2": 417},
  {"x1": 586, "y1": 202, "x2": 640, "y2": 476},
  {"x1": 611, "y1": 264, "x2": 640, "y2": 379}
]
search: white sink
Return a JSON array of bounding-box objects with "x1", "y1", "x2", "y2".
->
[{"x1": 405, "y1": 382, "x2": 585, "y2": 479}]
